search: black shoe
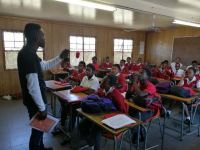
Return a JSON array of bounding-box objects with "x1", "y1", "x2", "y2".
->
[{"x1": 184, "y1": 119, "x2": 191, "y2": 125}]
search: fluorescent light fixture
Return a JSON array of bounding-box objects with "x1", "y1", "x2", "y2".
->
[
  {"x1": 173, "y1": 19, "x2": 200, "y2": 28},
  {"x1": 55, "y1": 0, "x2": 116, "y2": 11}
]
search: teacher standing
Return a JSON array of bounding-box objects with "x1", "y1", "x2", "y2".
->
[{"x1": 17, "y1": 23, "x2": 69, "y2": 150}]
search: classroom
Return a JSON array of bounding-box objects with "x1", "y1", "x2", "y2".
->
[{"x1": 0, "y1": 0, "x2": 200, "y2": 150}]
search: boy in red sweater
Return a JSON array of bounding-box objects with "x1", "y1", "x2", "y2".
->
[
  {"x1": 100, "y1": 56, "x2": 112, "y2": 69},
  {"x1": 125, "y1": 57, "x2": 133, "y2": 70},
  {"x1": 157, "y1": 60, "x2": 174, "y2": 80},
  {"x1": 92, "y1": 56, "x2": 99, "y2": 71}
]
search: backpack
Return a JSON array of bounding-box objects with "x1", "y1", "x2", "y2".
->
[
  {"x1": 156, "y1": 81, "x2": 173, "y2": 94},
  {"x1": 170, "y1": 86, "x2": 191, "y2": 98},
  {"x1": 81, "y1": 94, "x2": 117, "y2": 113}
]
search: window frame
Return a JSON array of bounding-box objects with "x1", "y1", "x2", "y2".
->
[
  {"x1": 69, "y1": 34, "x2": 96, "y2": 66},
  {"x1": 2, "y1": 30, "x2": 45, "y2": 71},
  {"x1": 113, "y1": 38, "x2": 133, "y2": 63}
]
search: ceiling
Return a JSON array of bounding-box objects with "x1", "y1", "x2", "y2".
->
[{"x1": 0, "y1": 0, "x2": 199, "y2": 30}]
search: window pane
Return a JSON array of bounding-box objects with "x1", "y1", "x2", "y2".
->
[
  {"x1": 4, "y1": 42, "x2": 14, "y2": 49},
  {"x1": 84, "y1": 44, "x2": 89, "y2": 50},
  {"x1": 15, "y1": 41, "x2": 23, "y2": 48},
  {"x1": 70, "y1": 36, "x2": 76, "y2": 43},
  {"x1": 3, "y1": 32, "x2": 14, "y2": 41},
  {"x1": 5, "y1": 51, "x2": 18, "y2": 69},
  {"x1": 90, "y1": 44, "x2": 95, "y2": 50},
  {"x1": 77, "y1": 37, "x2": 83, "y2": 44},
  {"x1": 77, "y1": 44, "x2": 83, "y2": 50},
  {"x1": 90, "y1": 38, "x2": 95, "y2": 44},
  {"x1": 114, "y1": 52, "x2": 122, "y2": 64},
  {"x1": 70, "y1": 51, "x2": 83, "y2": 66},
  {"x1": 14, "y1": 33, "x2": 23, "y2": 41},
  {"x1": 84, "y1": 37, "x2": 90, "y2": 44},
  {"x1": 123, "y1": 52, "x2": 132, "y2": 60},
  {"x1": 84, "y1": 51, "x2": 95, "y2": 65}
]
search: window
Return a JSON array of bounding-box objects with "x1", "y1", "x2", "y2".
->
[
  {"x1": 114, "y1": 38, "x2": 133, "y2": 64},
  {"x1": 3, "y1": 31, "x2": 44, "y2": 69},
  {"x1": 69, "y1": 36, "x2": 96, "y2": 66}
]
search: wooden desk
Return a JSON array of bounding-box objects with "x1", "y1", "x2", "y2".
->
[
  {"x1": 53, "y1": 90, "x2": 87, "y2": 104},
  {"x1": 159, "y1": 93, "x2": 196, "y2": 103},
  {"x1": 77, "y1": 108, "x2": 141, "y2": 135},
  {"x1": 45, "y1": 80, "x2": 71, "y2": 91},
  {"x1": 50, "y1": 69, "x2": 68, "y2": 75},
  {"x1": 125, "y1": 99, "x2": 149, "y2": 113}
]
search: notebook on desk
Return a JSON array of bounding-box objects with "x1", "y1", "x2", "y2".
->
[{"x1": 101, "y1": 114, "x2": 136, "y2": 129}]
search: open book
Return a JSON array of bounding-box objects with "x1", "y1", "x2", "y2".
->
[
  {"x1": 30, "y1": 113, "x2": 59, "y2": 132},
  {"x1": 101, "y1": 114, "x2": 136, "y2": 129}
]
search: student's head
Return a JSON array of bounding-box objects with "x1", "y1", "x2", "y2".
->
[
  {"x1": 78, "y1": 61, "x2": 86, "y2": 71},
  {"x1": 192, "y1": 60, "x2": 198, "y2": 67},
  {"x1": 175, "y1": 57, "x2": 181, "y2": 63},
  {"x1": 100, "y1": 75, "x2": 117, "y2": 91},
  {"x1": 137, "y1": 58, "x2": 142, "y2": 64},
  {"x1": 127, "y1": 57, "x2": 131, "y2": 63},
  {"x1": 92, "y1": 56, "x2": 97, "y2": 64},
  {"x1": 105, "y1": 56, "x2": 110, "y2": 63},
  {"x1": 86, "y1": 63, "x2": 95, "y2": 78},
  {"x1": 139, "y1": 68, "x2": 151, "y2": 85},
  {"x1": 24, "y1": 23, "x2": 45, "y2": 48},
  {"x1": 111, "y1": 64, "x2": 121, "y2": 75},
  {"x1": 161, "y1": 60, "x2": 168, "y2": 68},
  {"x1": 175, "y1": 63, "x2": 181, "y2": 70},
  {"x1": 186, "y1": 67, "x2": 196, "y2": 79},
  {"x1": 120, "y1": 59, "x2": 126, "y2": 66}
]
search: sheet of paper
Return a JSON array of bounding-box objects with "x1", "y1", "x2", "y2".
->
[
  {"x1": 29, "y1": 113, "x2": 59, "y2": 132},
  {"x1": 101, "y1": 114, "x2": 136, "y2": 129}
]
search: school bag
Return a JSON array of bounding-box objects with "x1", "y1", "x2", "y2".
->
[
  {"x1": 156, "y1": 81, "x2": 173, "y2": 94},
  {"x1": 170, "y1": 86, "x2": 191, "y2": 98},
  {"x1": 81, "y1": 94, "x2": 117, "y2": 113}
]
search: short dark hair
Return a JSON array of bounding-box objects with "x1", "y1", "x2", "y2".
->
[
  {"x1": 79, "y1": 61, "x2": 86, "y2": 68},
  {"x1": 92, "y1": 56, "x2": 97, "y2": 60},
  {"x1": 188, "y1": 67, "x2": 196, "y2": 74},
  {"x1": 113, "y1": 64, "x2": 121, "y2": 71},
  {"x1": 120, "y1": 59, "x2": 126, "y2": 63},
  {"x1": 192, "y1": 60, "x2": 198, "y2": 64},
  {"x1": 87, "y1": 63, "x2": 95, "y2": 72},
  {"x1": 24, "y1": 23, "x2": 41, "y2": 42}
]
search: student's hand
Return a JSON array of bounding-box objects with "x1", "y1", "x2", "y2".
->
[
  {"x1": 59, "y1": 49, "x2": 69, "y2": 60},
  {"x1": 37, "y1": 109, "x2": 47, "y2": 120}
]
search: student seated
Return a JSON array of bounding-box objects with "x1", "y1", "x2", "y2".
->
[
  {"x1": 178, "y1": 67, "x2": 200, "y2": 124},
  {"x1": 54, "y1": 64, "x2": 99, "y2": 137},
  {"x1": 157, "y1": 60, "x2": 174, "y2": 80},
  {"x1": 126, "y1": 68, "x2": 161, "y2": 142},
  {"x1": 125, "y1": 57, "x2": 133, "y2": 70},
  {"x1": 120, "y1": 59, "x2": 129, "y2": 74},
  {"x1": 186, "y1": 60, "x2": 199, "y2": 75},
  {"x1": 100, "y1": 56, "x2": 112, "y2": 69},
  {"x1": 173, "y1": 63, "x2": 184, "y2": 78},
  {"x1": 61, "y1": 58, "x2": 72, "y2": 72},
  {"x1": 171, "y1": 57, "x2": 183, "y2": 73},
  {"x1": 79, "y1": 75, "x2": 128, "y2": 150},
  {"x1": 92, "y1": 56, "x2": 99, "y2": 71},
  {"x1": 63, "y1": 61, "x2": 86, "y2": 84},
  {"x1": 110, "y1": 64, "x2": 127, "y2": 93},
  {"x1": 131, "y1": 58, "x2": 144, "y2": 73}
]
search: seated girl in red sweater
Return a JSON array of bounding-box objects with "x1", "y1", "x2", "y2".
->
[
  {"x1": 178, "y1": 67, "x2": 200, "y2": 124},
  {"x1": 156, "y1": 60, "x2": 174, "y2": 80},
  {"x1": 100, "y1": 56, "x2": 112, "y2": 69},
  {"x1": 110, "y1": 64, "x2": 128, "y2": 93}
]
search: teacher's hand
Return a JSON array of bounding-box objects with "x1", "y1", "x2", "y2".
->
[
  {"x1": 37, "y1": 109, "x2": 47, "y2": 120},
  {"x1": 60, "y1": 49, "x2": 69, "y2": 60}
]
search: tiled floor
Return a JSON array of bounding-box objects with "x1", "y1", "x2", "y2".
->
[{"x1": 1, "y1": 98, "x2": 200, "y2": 150}]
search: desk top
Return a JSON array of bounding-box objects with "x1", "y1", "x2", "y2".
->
[
  {"x1": 45, "y1": 80, "x2": 71, "y2": 91},
  {"x1": 125, "y1": 100, "x2": 149, "y2": 112},
  {"x1": 171, "y1": 77, "x2": 181, "y2": 81},
  {"x1": 50, "y1": 69, "x2": 68, "y2": 75},
  {"x1": 160, "y1": 93, "x2": 196, "y2": 103},
  {"x1": 77, "y1": 108, "x2": 141, "y2": 135},
  {"x1": 53, "y1": 90, "x2": 87, "y2": 103}
]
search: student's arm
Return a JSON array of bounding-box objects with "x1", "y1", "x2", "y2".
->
[
  {"x1": 40, "y1": 56, "x2": 62, "y2": 71},
  {"x1": 26, "y1": 73, "x2": 46, "y2": 111}
]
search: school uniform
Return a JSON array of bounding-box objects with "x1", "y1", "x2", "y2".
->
[
  {"x1": 125, "y1": 62, "x2": 133, "y2": 70},
  {"x1": 131, "y1": 63, "x2": 144, "y2": 72},
  {"x1": 70, "y1": 69, "x2": 86, "y2": 82},
  {"x1": 80, "y1": 75, "x2": 100, "y2": 91},
  {"x1": 173, "y1": 68, "x2": 184, "y2": 78},
  {"x1": 179, "y1": 76, "x2": 200, "y2": 88},
  {"x1": 157, "y1": 66, "x2": 174, "y2": 80},
  {"x1": 121, "y1": 65, "x2": 129, "y2": 74},
  {"x1": 116, "y1": 73, "x2": 128, "y2": 93},
  {"x1": 92, "y1": 63, "x2": 99, "y2": 71},
  {"x1": 171, "y1": 62, "x2": 183, "y2": 73},
  {"x1": 100, "y1": 62, "x2": 112, "y2": 69}
]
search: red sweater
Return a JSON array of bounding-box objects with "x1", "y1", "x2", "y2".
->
[
  {"x1": 117, "y1": 73, "x2": 128, "y2": 93},
  {"x1": 70, "y1": 69, "x2": 86, "y2": 82},
  {"x1": 157, "y1": 67, "x2": 174, "y2": 80},
  {"x1": 131, "y1": 63, "x2": 144, "y2": 72},
  {"x1": 100, "y1": 62, "x2": 112, "y2": 69}
]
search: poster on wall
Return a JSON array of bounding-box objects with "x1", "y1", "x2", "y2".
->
[{"x1": 139, "y1": 41, "x2": 145, "y2": 54}]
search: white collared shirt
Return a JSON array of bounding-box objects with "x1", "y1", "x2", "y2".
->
[
  {"x1": 171, "y1": 62, "x2": 183, "y2": 73},
  {"x1": 80, "y1": 75, "x2": 100, "y2": 91},
  {"x1": 179, "y1": 76, "x2": 200, "y2": 88}
]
